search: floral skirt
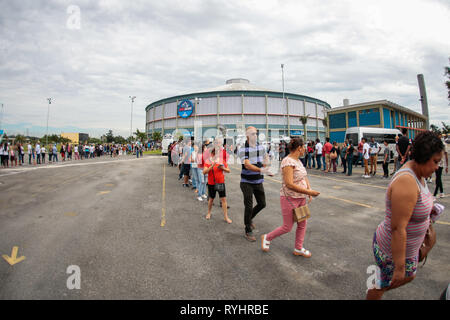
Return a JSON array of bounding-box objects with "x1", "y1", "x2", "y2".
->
[{"x1": 372, "y1": 233, "x2": 418, "y2": 289}]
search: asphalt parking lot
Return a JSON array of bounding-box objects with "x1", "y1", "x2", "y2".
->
[{"x1": 0, "y1": 155, "x2": 449, "y2": 300}]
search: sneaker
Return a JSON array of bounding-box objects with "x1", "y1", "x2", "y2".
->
[
  {"x1": 293, "y1": 248, "x2": 312, "y2": 258},
  {"x1": 245, "y1": 232, "x2": 256, "y2": 242},
  {"x1": 202, "y1": 194, "x2": 207, "y2": 199},
  {"x1": 440, "y1": 193, "x2": 445, "y2": 198},
  {"x1": 261, "y1": 234, "x2": 270, "y2": 252},
  {"x1": 197, "y1": 196, "x2": 203, "y2": 202}
]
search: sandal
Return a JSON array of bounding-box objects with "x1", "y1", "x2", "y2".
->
[
  {"x1": 293, "y1": 248, "x2": 311, "y2": 258},
  {"x1": 261, "y1": 234, "x2": 270, "y2": 252}
]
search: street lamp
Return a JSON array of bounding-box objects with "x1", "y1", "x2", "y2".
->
[
  {"x1": 129, "y1": 96, "x2": 136, "y2": 140},
  {"x1": 46, "y1": 98, "x2": 52, "y2": 147},
  {"x1": 281, "y1": 64, "x2": 286, "y2": 136},
  {"x1": 0, "y1": 103, "x2": 4, "y2": 132}
]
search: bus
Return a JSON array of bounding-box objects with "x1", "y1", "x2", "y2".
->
[{"x1": 345, "y1": 127, "x2": 401, "y2": 162}]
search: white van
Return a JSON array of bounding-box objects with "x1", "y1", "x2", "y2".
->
[{"x1": 345, "y1": 127, "x2": 401, "y2": 162}]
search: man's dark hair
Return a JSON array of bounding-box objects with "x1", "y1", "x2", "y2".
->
[
  {"x1": 326, "y1": 137, "x2": 330, "y2": 142},
  {"x1": 402, "y1": 128, "x2": 408, "y2": 135},
  {"x1": 316, "y1": 138, "x2": 320, "y2": 143},
  {"x1": 362, "y1": 138, "x2": 366, "y2": 142},
  {"x1": 410, "y1": 131, "x2": 444, "y2": 164}
]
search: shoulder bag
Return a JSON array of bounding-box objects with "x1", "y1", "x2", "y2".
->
[
  {"x1": 281, "y1": 163, "x2": 311, "y2": 223},
  {"x1": 212, "y1": 165, "x2": 225, "y2": 192},
  {"x1": 418, "y1": 221, "x2": 436, "y2": 265}
]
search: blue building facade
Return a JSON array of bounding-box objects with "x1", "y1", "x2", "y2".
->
[{"x1": 327, "y1": 100, "x2": 427, "y2": 143}]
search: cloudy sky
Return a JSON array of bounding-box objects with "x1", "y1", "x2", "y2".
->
[{"x1": 0, "y1": 0, "x2": 449, "y2": 137}]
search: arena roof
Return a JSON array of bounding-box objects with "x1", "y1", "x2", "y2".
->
[{"x1": 146, "y1": 79, "x2": 331, "y2": 111}]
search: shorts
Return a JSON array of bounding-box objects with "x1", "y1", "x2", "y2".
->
[
  {"x1": 182, "y1": 163, "x2": 191, "y2": 176},
  {"x1": 207, "y1": 184, "x2": 226, "y2": 199},
  {"x1": 372, "y1": 233, "x2": 417, "y2": 289}
]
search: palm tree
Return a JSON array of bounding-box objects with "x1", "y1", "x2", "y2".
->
[
  {"x1": 299, "y1": 115, "x2": 309, "y2": 141},
  {"x1": 152, "y1": 131, "x2": 162, "y2": 142},
  {"x1": 134, "y1": 129, "x2": 148, "y2": 143}
]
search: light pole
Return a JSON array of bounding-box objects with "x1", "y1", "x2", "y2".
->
[
  {"x1": 0, "y1": 103, "x2": 4, "y2": 132},
  {"x1": 46, "y1": 98, "x2": 52, "y2": 147},
  {"x1": 129, "y1": 96, "x2": 136, "y2": 141},
  {"x1": 281, "y1": 64, "x2": 286, "y2": 136}
]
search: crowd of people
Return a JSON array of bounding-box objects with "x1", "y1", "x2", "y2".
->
[
  {"x1": 0, "y1": 141, "x2": 147, "y2": 168},
  {"x1": 167, "y1": 127, "x2": 448, "y2": 300}
]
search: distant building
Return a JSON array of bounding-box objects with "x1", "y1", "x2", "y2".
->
[
  {"x1": 146, "y1": 78, "x2": 331, "y2": 141},
  {"x1": 327, "y1": 100, "x2": 427, "y2": 143},
  {"x1": 61, "y1": 133, "x2": 89, "y2": 144}
]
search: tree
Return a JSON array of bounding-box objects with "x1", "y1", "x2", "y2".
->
[
  {"x1": 299, "y1": 115, "x2": 309, "y2": 142},
  {"x1": 15, "y1": 134, "x2": 26, "y2": 144},
  {"x1": 445, "y1": 57, "x2": 450, "y2": 101},
  {"x1": 134, "y1": 129, "x2": 148, "y2": 143},
  {"x1": 114, "y1": 135, "x2": 126, "y2": 144},
  {"x1": 431, "y1": 124, "x2": 441, "y2": 134},
  {"x1": 105, "y1": 130, "x2": 114, "y2": 143},
  {"x1": 151, "y1": 131, "x2": 162, "y2": 142},
  {"x1": 442, "y1": 122, "x2": 450, "y2": 134},
  {"x1": 88, "y1": 137, "x2": 102, "y2": 144}
]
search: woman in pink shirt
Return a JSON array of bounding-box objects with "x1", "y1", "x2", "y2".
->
[{"x1": 261, "y1": 138, "x2": 320, "y2": 257}]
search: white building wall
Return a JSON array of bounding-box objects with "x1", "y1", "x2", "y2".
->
[
  {"x1": 220, "y1": 96, "x2": 241, "y2": 114},
  {"x1": 197, "y1": 97, "x2": 217, "y2": 115},
  {"x1": 243, "y1": 96, "x2": 265, "y2": 114},
  {"x1": 267, "y1": 97, "x2": 287, "y2": 114},
  {"x1": 164, "y1": 102, "x2": 177, "y2": 118}
]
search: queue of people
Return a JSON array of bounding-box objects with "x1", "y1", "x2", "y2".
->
[
  {"x1": 0, "y1": 141, "x2": 146, "y2": 168},
  {"x1": 166, "y1": 128, "x2": 447, "y2": 300}
]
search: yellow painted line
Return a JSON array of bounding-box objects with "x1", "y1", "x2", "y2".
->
[
  {"x1": 64, "y1": 212, "x2": 78, "y2": 217},
  {"x1": 264, "y1": 176, "x2": 374, "y2": 209},
  {"x1": 105, "y1": 184, "x2": 115, "y2": 187},
  {"x1": 436, "y1": 221, "x2": 450, "y2": 226},
  {"x1": 332, "y1": 186, "x2": 343, "y2": 189},
  {"x1": 97, "y1": 191, "x2": 111, "y2": 195},
  {"x1": 161, "y1": 164, "x2": 166, "y2": 227},
  {"x1": 324, "y1": 195, "x2": 373, "y2": 208},
  {"x1": 307, "y1": 174, "x2": 388, "y2": 190},
  {"x1": 2, "y1": 246, "x2": 26, "y2": 266}
]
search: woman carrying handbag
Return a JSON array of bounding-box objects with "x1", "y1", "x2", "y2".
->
[
  {"x1": 203, "y1": 148, "x2": 232, "y2": 224},
  {"x1": 261, "y1": 138, "x2": 320, "y2": 257}
]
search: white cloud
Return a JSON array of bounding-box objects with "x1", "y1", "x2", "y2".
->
[{"x1": 0, "y1": 0, "x2": 449, "y2": 136}]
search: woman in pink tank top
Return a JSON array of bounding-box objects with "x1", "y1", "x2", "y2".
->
[{"x1": 367, "y1": 131, "x2": 444, "y2": 300}]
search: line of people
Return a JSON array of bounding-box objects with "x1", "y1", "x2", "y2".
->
[
  {"x1": 167, "y1": 128, "x2": 448, "y2": 300},
  {"x1": 0, "y1": 141, "x2": 146, "y2": 168}
]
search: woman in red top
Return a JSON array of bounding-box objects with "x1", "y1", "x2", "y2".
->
[{"x1": 203, "y1": 148, "x2": 232, "y2": 223}]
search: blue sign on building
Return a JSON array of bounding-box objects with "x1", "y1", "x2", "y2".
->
[
  {"x1": 177, "y1": 99, "x2": 194, "y2": 119},
  {"x1": 290, "y1": 130, "x2": 303, "y2": 136}
]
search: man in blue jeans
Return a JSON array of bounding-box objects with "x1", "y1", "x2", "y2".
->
[{"x1": 315, "y1": 138, "x2": 323, "y2": 170}]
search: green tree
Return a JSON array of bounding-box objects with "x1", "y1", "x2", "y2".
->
[
  {"x1": 15, "y1": 134, "x2": 26, "y2": 144},
  {"x1": 105, "y1": 130, "x2": 114, "y2": 143},
  {"x1": 431, "y1": 124, "x2": 441, "y2": 134},
  {"x1": 445, "y1": 58, "x2": 450, "y2": 101},
  {"x1": 151, "y1": 131, "x2": 162, "y2": 142},
  {"x1": 299, "y1": 115, "x2": 309, "y2": 142},
  {"x1": 322, "y1": 116, "x2": 329, "y2": 138},
  {"x1": 134, "y1": 129, "x2": 148, "y2": 143},
  {"x1": 114, "y1": 135, "x2": 126, "y2": 144},
  {"x1": 441, "y1": 122, "x2": 450, "y2": 134}
]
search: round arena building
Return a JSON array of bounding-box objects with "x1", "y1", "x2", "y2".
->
[{"x1": 146, "y1": 78, "x2": 330, "y2": 141}]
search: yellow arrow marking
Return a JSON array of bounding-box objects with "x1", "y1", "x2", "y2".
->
[
  {"x1": 2, "y1": 246, "x2": 26, "y2": 266},
  {"x1": 97, "y1": 191, "x2": 111, "y2": 195}
]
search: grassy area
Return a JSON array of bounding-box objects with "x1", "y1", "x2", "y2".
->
[{"x1": 144, "y1": 149, "x2": 162, "y2": 155}]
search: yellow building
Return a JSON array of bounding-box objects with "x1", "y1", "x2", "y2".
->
[{"x1": 60, "y1": 133, "x2": 89, "y2": 144}]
